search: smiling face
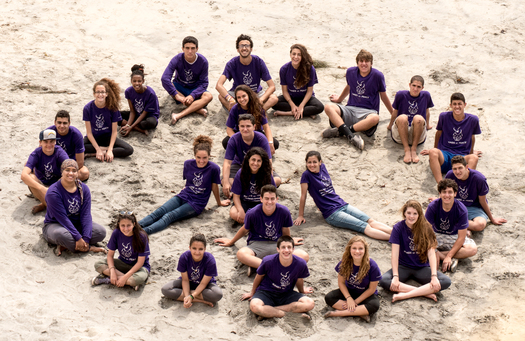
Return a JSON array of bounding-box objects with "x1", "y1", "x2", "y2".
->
[
  {"x1": 62, "y1": 166, "x2": 78, "y2": 183},
  {"x1": 409, "y1": 80, "x2": 424, "y2": 97},
  {"x1": 450, "y1": 99, "x2": 466, "y2": 117},
  {"x1": 237, "y1": 40, "x2": 252, "y2": 58},
  {"x1": 290, "y1": 48, "x2": 302, "y2": 68},
  {"x1": 195, "y1": 150, "x2": 209, "y2": 168},
  {"x1": 131, "y1": 74, "x2": 144, "y2": 93},
  {"x1": 357, "y1": 59, "x2": 372, "y2": 76},
  {"x1": 439, "y1": 187, "x2": 457, "y2": 205},
  {"x1": 277, "y1": 241, "x2": 294, "y2": 260},
  {"x1": 306, "y1": 155, "x2": 321, "y2": 173},
  {"x1": 190, "y1": 241, "x2": 206, "y2": 262},
  {"x1": 235, "y1": 90, "x2": 250, "y2": 109},
  {"x1": 39, "y1": 139, "x2": 56, "y2": 156},
  {"x1": 350, "y1": 241, "x2": 365, "y2": 262},
  {"x1": 404, "y1": 206, "x2": 419, "y2": 228},
  {"x1": 238, "y1": 119, "x2": 255, "y2": 137},
  {"x1": 119, "y1": 218, "x2": 134, "y2": 237},
  {"x1": 55, "y1": 117, "x2": 70, "y2": 136},
  {"x1": 248, "y1": 154, "x2": 262, "y2": 174},
  {"x1": 452, "y1": 162, "x2": 469, "y2": 180},
  {"x1": 94, "y1": 84, "x2": 107, "y2": 105},
  {"x1": 260, "y1": 191, "x2": 277, "y2": 212}
]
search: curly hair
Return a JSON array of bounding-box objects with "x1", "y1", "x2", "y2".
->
[
  {"x1": 401, "y1": 200, "x2": 437, "y2": 263},
  {"x1": 290, "y1": 44, "x2": 313, "y2": 89},
  {"x1": 339, "y1": 236, "x2": 370, "y2": 283},
  {"x1": 234, "y1": 85, "x2": 264, "y2": 130},
  {"x1": 193, "y1": 135, "x2": 213, "y2": 156},
  {"x1": 93, "y1": 78, "x2": 121, "y2": 112},
  {"x1": 240, "y1": 147, "x2": 272, "y2": 195}
]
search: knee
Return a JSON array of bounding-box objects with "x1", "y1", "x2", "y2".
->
[
  {"x1": 366, "y1": 298, "x2": 380, "y2": 315},
  {"x1": 441, "y1": 276, "x2": 452, "y2": 291},
  {"x1": 236, "y1": 247, "x2": 253, "y2": 262},
  {"x1": 368, "y1": 114, "x2": 380, "y2": 125},
  {"x1": 274, "y1": 177, "x2": 282, "y2": 188},
  {"x1": 250, "y1": 301, "x2": 263, "y2": 314},
  {"x1": 94, "y1": 260, "x2": 107, "y2": 273},
  {"x1": 428, "y1": 148, "x2": 441, "y2": 159},
  {"x1": 468, "y1": 245, "x2": 478, "y2": 256},
  {"x1": 396, "y1": 114, "x2": 409, "y2": 125},
  {"x1": 301, "y1": 297, "x2": 315, "y2": 311},
  {"x1": 295, "y1": 250, "x2": 309, "y2": 263},
  {"x1": 78, "y1": 166, "x2": 90, "y2": 181},
  {"x1": 324, "y1": 103, "x2": 338, "y2": 115},
  {"x1": 202, "y1": 92, "x2": 213, "y2": 103},
  {"x1": 229, "y1": 207, "x2": 237, "y2": 219},
  {"x1": 212, "y1": 287, "x2": 224, "y2": 302},
  {"x1": 379, "y1": 277, "x2": 391, "y2": 290},
  {"x1": 466, "y1": 154, "x2": 479, "y2": 165}
]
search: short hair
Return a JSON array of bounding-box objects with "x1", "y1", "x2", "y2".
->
[
  {"x1": 437, "y1": 179, "x2": 458, "y2": 193},
  {"x1": 451, "y1": 155, "x2": 467, "y2": 167},
  {"x1": 410, "y1": 75, "x2": 425, "y2": 86},
  {"x1": 356, "y1": 49, "x2": 373, "y2": 64},
  {"x1": 182, "y1": 36, "x2": 198, "y2": 48},
  {"x1": 236, "y1": 34, "x2": 253, "y2": 49},
  {"x1": 277, "y1": 235, "x2": 294, "y2": 248},
  {"x1": 55, "y1": 110, "x2": 70, "y2": 122},
  {"x1": 450, "y1": 92, "x2": 466, "y2": 103},
  {"x1": 190, "y1": 233, "x2": 207, "y2": 247},
  {"x1": 260, "y1": 184, "x2": 277, "y2": 198},
  {"x1": 238, "y1": 113, "x2": 255, "y2": 125}
]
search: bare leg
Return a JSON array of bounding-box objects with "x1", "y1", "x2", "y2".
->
[
  {"x1": 410, "y1": 116, "x2": 425, "y2": 163},
  {"x1": 363, "y1": 225, "x2": 390, "y2": 241},
  {"x1": 273, "y1": 110, "x2": 294, "y2": 117},
  {"x1": 78, "y1": 166, "x2": 90, "y2": 181},
  {"x1": 352, "y1": 114, "x2": 379, "y2": 132},
  {"x1": 324, "y1": 103, "x2": 345, "y2": 127},
  {"x1": 392, "y1": 283, "x2": 438, "y2": 302},
  {"x1": 325, "y1": 303, "x2": 370, "y2": 318},
  {"x1": 292, "y1": 249, "x2": 309, "y2": 263},
  {"x1": 468, "y1": 217, "x2": 487, "y2": 232},
  {"x1": 172, "y1": 92, "x2": 212, "y2": 125},
  {"x1": 389, "y1": 282, "x2": 437, "y2": 301},
  {"x1": 428, "y1": 148, "x2": 445, "y2": 183},
  {"x1": 274, "y1": 297, "x2": 315, "y2": 315},
  {"x1": 237, "y1": 247, "x2": 263, "y2": 268},
  {"x1": 395, "y1": 115, "x2": 412, "y2": 163},
  {"x1": 26, "y1": 174, "x2": 48, "y2": 213},
  {"x1": 262, "y1": 94, "x2": 278, "y2": 111},
  {"x1": 274, "y1": 176, "x2": 282, "y2": 188},
  {"x1": 368, "y1": 218, "x2": 392, "y2": 234},
  {"x1": 229, "y1": 206, "x2": 245, "y2": 224},
  {"x1": 250, "y1": 300, "x2": 285, "y2": 318},
  {"x1": 465, "y1": 154, "x2": 479, "y2": 170}
]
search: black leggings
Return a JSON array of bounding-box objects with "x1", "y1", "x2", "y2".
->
[
  {"x1": 83, "y1": 134, "x2": 134, "y2": 158},
  {"x1": 120, "y1": 111, "x2": 158, "y2": 130},
  {"x1": 161, "y1": 278, "x2": 223, "y2": 304},
  {"x1": 324, "y1": 289, "x2": 380, "y2": 315},
  {"x1": 272, "y1": 95, "x2": 324, "y2": 117},
  {"x1": 222, "y1": 135, "x2": 279, "y2": 150},
  {"x1": 379, "y1": 265, "x2": 451, "y2": 291}
]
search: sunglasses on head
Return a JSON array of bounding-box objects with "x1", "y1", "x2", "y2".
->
[{"x1": 119, "y1": 211, "x2": 134, "y2": 217}]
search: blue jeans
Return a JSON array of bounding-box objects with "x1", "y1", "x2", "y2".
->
[
  {"x1": 325, "y1": 204, "x2": 369, "y2": 233},
  {"x1": 139, "y1": 196, "x2": 197, "y2": 235}
]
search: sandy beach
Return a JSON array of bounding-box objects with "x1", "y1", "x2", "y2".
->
[{"x1": 1, "y1": 0, "x2": 525, "y2": 340}]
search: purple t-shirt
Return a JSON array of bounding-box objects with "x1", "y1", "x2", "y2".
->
[
  {"x1": 107, "y1": 228, "x2": 151, "y2": 272},
  {"x1": 44, "y1": 180, "x2": 93, "y2": 243},
  {"x1": 231, "y1": 170, "x2": 276, "y2": 202},
  {"x1": 335, "y1": 258, "x2": 381, "y2": 295},
  {"x1": 445, "y1": 169, "x2": 489, "y2": 208},
  {"x1": 436, "y1": 112, "x2": 481, "y2": 155},
  {"x1": 300, "y1": 163, "x2": 347, "y2": 219},
  {"x1": 223, "y1": 55, "x2": 272, "y2": 93},
  {"x1": 392, "y1": 90, "x2": 434, "y2": 125},
  {"x1": 177, "y1": 250, "x2": 217, "y2": 285},
  {"x1": 25, "y1": 145, "x2": 68, "y2": 185},
  {"x1": 244, "y1": 203, "x2": 293, "y2": 243},
  {"x1": 279, "y1": 62, "x2": 318, "y2": 98},
  {"x1": 226, "y1": 103, "x2": 267, "y2": 132},
  {"x1": 425, "y1": 198, "x2": 469, "y2": 235},
  {"x1": 177, "y1": 160, "x2": 221, "y2": 215},
  {"x1": 161, "y1": 53, "x2": 209, "y2": 98},
  {"x1": 390, "y1": 221, "x2": 430, "y2": 269},
  {"x1": 257, "y1": 254, "x2": 310, "y2": 293},
  {"x1": 346, "y1": 67, "x2": 386, "y2": 112},
  {"x1": 82, "y1": 101, "x2": 122, "y2": 137},
  {"x1": 224, "y1": 131, "x2": 272, "y2": 166},
  {"x1": 124, "y1": 86, "x2": 160, "y2": 120},
  {"x1": 47, "y1": 125, "x2": 85, "y2": 159}
]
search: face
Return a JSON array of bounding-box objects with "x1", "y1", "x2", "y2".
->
[
  {"x1": 290, "y1": 48, "x2": 302, "y2": 66},
  {"x1": 183, "y1": 43, "x2": 198, "y2": 60},
  {"x1": 409, "y1": 81, "x2": 424, "y2": 97},
  {"x1": 357, "y1": 59, "x2": 372, "y2": 76},
  {"x1": 39, "y1": 139, "x2": 56, "y2": 156},
  {"x1": 190, "y1": 241, "x2": 206, "y2": 262},
  {"x1": 238, "y1": 119, "x2": 255, "y2": 136},
  {"x1": 131, "y1": 75, "x2": 144, "y2": 92},
  {"x1": 195, "y1": 150, "x2": 209, "y2": 168},
  {"x1": 452, "y1": 163, "x2": 468, "y2": 180},
  {"x1": 236, "y1": 90, "x2": 249, "y2": 108},
  {"x1": 439, "y1": 187, "x2": 457, "y2": 205},
  {"x1": 350, "y1": 241, "x2": 365, "y2": 261},
  {"x1": 237, "y1": 40, "x2": 252, "y2": 58},
  {"x1": 55, "y1": 117, "x2": 70, "y2": 136},
  {"x1": 119, "y1": 218, "x2": 134, "y2": 237},
  {"x1": 260, "y1": 191, "x2": 277, "y2": 211},
  {"x1": 404, "y1": 207, "x2": 419, "y2": 227},
  {"x1": 306, "y1": 155, "x2": 321, "y2": 173},
  {"x1": 62, "y1": 166, "x2": 78, "y2": 183},
  {"x1": 94, "y1": 85, "x2": 107, "y2": 104},
  {"x1": 248, "y1": 154, "x2": 262, "y2": 173},
  {"x1": 450, "y1": 100, "x2": 466, "y2": 115},
  {"x1": 277, "y1": 241, "x2": 294, "y2": 260}
]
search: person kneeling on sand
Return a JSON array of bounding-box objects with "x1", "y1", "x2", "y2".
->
[
  {"x1": 21, "y1": 129, "x2": 68, "y2": 214},
  {"x1": 379, "y1": 200, "x2": 451, "y2": 302},
  {"x1": 43, "y1": 159, "x2": 106, "y2": 256},
  {"x1": 161, "y1": 234, "x2": 223, "y2": 307},
  {"x1": 215, "y1": 185, "x2": 309, "y2": 276},
  {"x1": 241, "y1": 236, "x2": 315, "y2": 320}
]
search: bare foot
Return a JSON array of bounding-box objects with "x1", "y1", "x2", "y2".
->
[
  {"x1": 171, "y1": 113, "x2": 181, "y2": 125},
  {"x1": 324, "y1": 311, "x2": 334, "y2": 318},
  {"x1": 31, "y1": 203, "x2": 46, "y2": 214},
  {"x1": 466, "y1": 230, "x2": 472, "y2": 238},
  {"x1": 273, "y1": 111, "x2": 281, "y2": 117},
  {"x1": 56, "y1": 245, "x2": 67, "y2": 256},
  {"x1": 392, "y1": 294, "x2": 401, "y2": 302},
  {"x1": 403, "y1": 151, "x2": 412, "y2": 164},
  {"x1": 257, "y1": 315, "x2": 266, "y2": 321},
  {"x1": 411, "y1": 150, "x2": 420, "y2": 163},
  {"x1": 425, "y1": 294, "x2": 438, "y2": 302},
  {"x1": 89, "y1": 246, "x2": 107, "y2": 254},
  {"x1": 359, "y1": 315, "x2": 371, "y2": 323},
  {"x1": 301, "y1": 313, "x2": 311, "y2": 320},
  {"x1": 196, "y1": 108, "x2": 208, "y2": 117},
  {"x1": 85, "y1": 153, "x2": 96, "y2": 158},
  {"x1": 310, "y1": 115, "x2": 318, "y2": 120}
]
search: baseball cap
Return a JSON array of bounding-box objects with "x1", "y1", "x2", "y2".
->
[{"x1": 39, "y1": 129, "x2": 57, "y2": 141}]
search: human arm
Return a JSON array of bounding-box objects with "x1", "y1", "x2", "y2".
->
[
  {"x1": 241, "y1": 273, "x2": 264, "y2": 300},
  {"x1": 427, "y1": 248, "x2": 441, "y2": 292},
  {"x1": 336, "y1": 273, "x2": 357, "y2": 311},
  {"x1": 478, "y1": 195, "x2": 506, "y2": 225},
  {"x1": 21, "y1": 166, "x2": 45, "y2": 190},
  {"x1": 120, "y1": 99, "x2": 136, "y2": 136},
  {"x1": 104, "y1": 122, "x2": 119, "y2": 162},
  {"x1": 470, "y1": 136, "x2": 482, "y2": 157},
  {"x1": 329, "y1": 85, "x2": 350, "y2": 103},
  {"x1": 426, "y1": 108, "x2": 432, "y2": 129},
  {"x1": 294, "y1": 87, "x2": 314, "y2": 120},
  {"x1": 107, "y1": 250, "x2": 118, "y2": 285},
  {"x1": 179, "y1": 272, "x2": 193, "y2": 307},
  {"x1": 295, "y1": 278, "x2": 314, "y2": 294},
  {"x1": 387, "y1": 109, "x2": 398, "y2": 131},
  {"x1": 294, "y1": 183, "x2": 309, "y2": 225},
  {"x1": 79, "y1": 185, "x2": 93, "y2": 244},
  {"x1": 84, "y1": 121, "x2": 104, "y2": 161},
  {"x1": 221, "y1": 159, "x2": 232, "y2": 198},
  {"x1": 261, "y1": 123, "x2": 275, "y2": 155},
  {"x1": 116, "y1": 256, "x2": 145, "y2": 287},
  {"x1": 214, "y1": 225, "x2": 249, "y2": 247},
  {"x1": 226, "y1": 127, "x2": 235, "y2": 137},
  {"x1": 232, "y1": 193, "x2": 245, "y2": 222},
  {"x1": 259, "y1": 79, "x2": 276, "y2": 104},
  {"x1": 185, "y1": 274, "x2": 213, "y2": 308},
  {"x1": 380, "y1": 91, "x2": 394, "y2": 115},
  {"x1": 354, "y1": 281, "x2": 378, "y2": 307},
  {"x1": 212, "y1": 183, "x2": 230, "y2": 207},
  {"x1": 390, "y1": 243, "x2": 401, "y2": 291},
  {"x1": 75, "y1": 153, "x2": 85, "y2": 170},
  {"x1": 189, "y1": 59, "x2": 209, "y2": 100},
  {"x1": 161, "y1": 57, "x2": 179, "y2": 97},
  {"x1": 216, "y1": 75, "x2": 236, "y2": 110},
  {"x1": 442, "y1": 229, "x2": 467, "y2": 271}
]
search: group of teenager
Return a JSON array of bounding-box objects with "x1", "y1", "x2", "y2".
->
[{"x1": 20, "y1": 33, "x2": 506, "y2": 321}]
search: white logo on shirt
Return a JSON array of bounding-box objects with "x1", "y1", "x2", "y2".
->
[
  {"x1": 356, "y1": 81, "x2": 366, "y2": 95},
  {"x1": 242, "y1": 71, "x2": 253, "y2": 85},
  {"x1": 453, "y1": 127, "x2": 463, "y2": 142},
  {"x1": 134, "y1": 98, "x2": 144, "y2": 113},
  {"x1": 190, "y1": 265, "x2": 201, "y2": 282},
  {"x1": 68, "y1": 198, "x2": 80, "y2": 214},
  {"x1": 408, "y1": 236, "x2": 416, "y2": 251},
  {"x1": 408, "y1": 101, "x2": 418, "y2": 115},
  {"x1": 95, "y1": 114, "x2": 105, "y2": 129},
  {"x1": 265, "y1": 221, "x2": 277, "y2": 239},
  {"x1": 193, "y1": 172, "x2": 203, "y2": 187},
  {"x1": 121, "y1": 242, "x2": 133, "y2": 258},
  {"x1": 347, "y1": 272, "x2": 359, "y2": 285},
  {"x1": 57, "y1": 140, "x2": 67, "y2": 152},
  {"x1": 249, "y1": 181, "x2": 258, "y2": 195},
  {"x1": 440, "y1": 218, "x2": 450, "y2": 231},
  {"x1": 44, "y1": 162, "x2": 53, "y2": 179},
  {"x1": 184, "y1": 69, "x2": 193, "y2": 81},
  {"x1": 321, "y1": 175, "x2": 331, "y2": 187},
  {"x1": 280, "y1": 271, "x2": 291, "y2": 288}
]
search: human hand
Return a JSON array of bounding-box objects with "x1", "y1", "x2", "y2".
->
[
  {"x1": 428, "y1": 197, "x2": 438, "y2": 202},
  {"x1": 105, "y1": 150, "x2": 114, "y2": 163},
  {"x1": 303, "y1": 287, "x2": 314, "y2": 294},
  {"x1": 420, "y1": 149, "x2": 430, "y2": 156},
  {"x1": 294, "y1": 216, "x2": 305, "y2": 226},
  {"x1": 109, "y1": 270, "x2": 118, "y2": 285},
  {"x1": 95, "y1": 148, "x2": 105, "y2": 162},
  {"x1": 329, "y1": 94, "x2": 340, "y2": 103},
  {"x1": 222, "y1": 181, "x2": 231, "y2": 198},
  {"x1": 183, "y1": 95, "x2": 194, "y2": 106},
  {"x1": 430, "y1": 276, "x2": 441, "y2": 292},
  {"x1": 387, "y1": 122, "x2": 393, "y2": 131},
  {"x1": 294, "y1": 106, "x2": 304, "y2": 120},
  {"x1": 116, "y1": 275, "x2": 127, "y2": 287},
  {"x1": 269, "y1": 143, "x2": 276, "y2": 156},
  {"x1": 241, "y1": 292, "x2": 253, "y2": 301},
  {"x1": 214, "y1": 238, "x2": 233, "y2": 247},
  {"x1": 390, "y1": 276, "x2": 400, "y2": 292},
  {"x1": 236, "y1": 210, "x2": 246, "y2": 224},
  {"x1": 183, "y1": 295, "x2": 193, "y2": 308},
  {"x1": 491, "y1": 217, "x2": 507, "y2": 225},
  {"x1": 442, "y1": 256, "x2": 452, "y2": 272},
  {"x1": 75, "y1": 239, "x2": 88, "y2": 252},
  {"x1": 220, "y1": 199, "x2": 231, "y2": 207},
  {"x1": 427, "y1": 124, "x2": 433, "y2": 130},
  {"x1": 293, "y1": 237, "x2": 304, "y2": 246},
  {"x1": 474, "y1": 150, "x2": 482, "y2": 158},
  {"x1": 345, "y1": 298, "x2": 357, "y2": 312}
]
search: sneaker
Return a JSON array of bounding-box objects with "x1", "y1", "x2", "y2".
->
[
  {"x1": 450, "y1": 258, "x2": 458, "y2": 273},
  {"x1": 91, "y1": 275, "x2": 110, "y2": 286},
  {"x1": 322, "y1": 127, "x2": 339, "y2": 138},
  {"x1": 349, "y1": 135, "x2": 364, "y2": 150}
]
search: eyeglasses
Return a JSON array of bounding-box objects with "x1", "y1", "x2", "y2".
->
[
  {"x1": 94, "y1": 91, "x2": 107, "y2": 94},
  {"x1": 119, "y1": 211, "x2": 134, "y2": 215},
  {"x1": 239, "y1": 44, "x2": 251, "y2": 49}
]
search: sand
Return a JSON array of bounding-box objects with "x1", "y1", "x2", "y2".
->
[{"x1": 1, "y1": 0, "x2": 524, "y2": 340}]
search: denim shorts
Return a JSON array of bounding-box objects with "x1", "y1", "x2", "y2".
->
[
  {"x1": 441, "y1": 150, "x2": 462, "y2": 174},
  {"x1": 325, "y1": 204, "x2": 369, "y2": 233},
  {"x1": 467, "y1": 206, "x2": 489, "y2": 221},
  {"x1": 173, "y1": 82, "x2": 207, "y2": 102}
]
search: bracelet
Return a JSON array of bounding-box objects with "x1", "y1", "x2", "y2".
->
[
  {"x1": 189, "y1": 294, "x2": 194, "y2": 299},
  {"x1": 431, "y1": 274, "x2": 438, "y2": 277},
  {"x1": 125, "y1": 124, "x2": 130, "y2": 127},
  {"x1": 108, "y1": 267, "x2": 115, "y2": 271},
  {"x1": 393, "y1": 275, "x2": 399, "y2": 277},
  {"x1": 268, "y1": 141, "x2": 273, "y2": 144},
  {"x1": 345, "y1": 296, "x2": 351, "y2": 299}
]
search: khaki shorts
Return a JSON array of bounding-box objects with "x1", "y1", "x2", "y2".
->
[{"x1": 391, "y1": 117, "x2": 427, "y2": 145}]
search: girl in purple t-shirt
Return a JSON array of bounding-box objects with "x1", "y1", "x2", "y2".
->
[
  {"x1": 294, "y1": 151, "x2": 392, "y2": 240},
  {"x1": 121, "y1": 64, "x2": 160, "y2": 136},
  {"x1": 324, "y1": 236, "x2": 381, "y2": 321},
  {"x1": 83, "y1": 78, "x2": 133, "y2": 162},
  {"x1": 138, "y1": 136, "x2": 230, "y2": 234},
  {"x1": 161, "y1": 233, "x2": 223, "y2": 307},
  {"x1": 273, "y1": 44, "x2": 324, "y2": 119},
  {"x1": 92, "y1": 212, "x2": 150, "y2": 290},
  {"x1": 230, "y1": 147, "x2": 275, "y2": 223},
  {"x1": 222, "y1": 85, "x2": 279, "y2": 154},
  {"x1": 379, "y1": 200, "x2": 451, "y2": 302}
]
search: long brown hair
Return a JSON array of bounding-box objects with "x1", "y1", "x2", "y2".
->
[
  {"x1": 290, "y1": 44, "x2": 313, "y2": 89},
  {"x1": 234, "y1": 85, "x2": 264, "y2": 130},
  {"x1": 339, "y1": 236, "x2": 370, "y2": 283},
  {"x1": 93, "y1": 78, "x2": 121, "y2": 112},
  {"x1": 401, "y1": 200, "x2": 437, "y2": 263},
  {"x1": 115, "y1": 212, "x2": 149, "y2": 254}
]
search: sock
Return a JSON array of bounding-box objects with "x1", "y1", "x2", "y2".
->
[
  {"x1": 349, "y1": 125, "x2": 356, "y2": 133},
  {"x1": 338, "y1": 124, "x2": 354, "y2": 138}
]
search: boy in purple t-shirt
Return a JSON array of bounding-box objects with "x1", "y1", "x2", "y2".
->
[
  {"x1": 215, "y1": 185, "x2": 308, "y2": 276},
  {"x1": 425, "y1": 179, "x2": 478, "y2": 272},
  {"x1": 48, "y1": 110, "x2": 89, "y2": 181},
  {"x1": 387, "y1": 76, "x2": 434, "y2": 164},
  {"x1": 215, "y1": 34, "x2": 278, "y2": 111},
  {"x1": 446, "y1": 155, "x2": 506, "y2": 232},
  {"x1": 421, "y1": 93, "x2": 482, "y2": 183},
  {"x1": 21, "y1": 129, "x2": 68, "y2": 214},
  {"x1": 161, "y1": 36, "x2": 213, "y2": 125},
  {"x1": 323, "y1": 49, "x2": 394, "y2": 150},
  {"x1": 241, "y1": 235, "x2": 315, "y2": 319}
]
